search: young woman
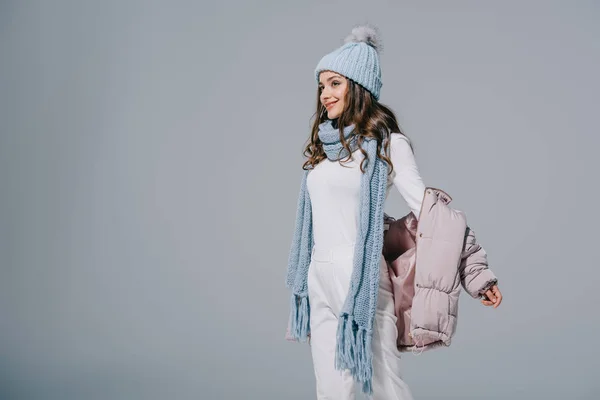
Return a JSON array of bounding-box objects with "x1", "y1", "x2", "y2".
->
[{"x1": 286, "y1": 25, "x2": 502, "y2": 400}]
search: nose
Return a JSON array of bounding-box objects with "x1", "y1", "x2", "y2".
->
[{"x1": 320, "y1": 90, "x2": 331, "y2": 104}]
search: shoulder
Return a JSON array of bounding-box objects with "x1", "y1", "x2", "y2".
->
[
  {"x1": 388, "y1": 132, "x2": 413, "y2": 153},
  {"x1": 386, "y1": 132, "x2": 417, "y2": 172},
  {"x1": 389, "y1": 132, "x2": 411, "y2": 145}
]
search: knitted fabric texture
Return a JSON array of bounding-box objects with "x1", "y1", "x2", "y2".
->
[
  {"x1": 286, "y1": 119, "x2": 388, "y2": 395},
  {"x1": 314, "y1": 25, "x2": 382, "y2": 100}
]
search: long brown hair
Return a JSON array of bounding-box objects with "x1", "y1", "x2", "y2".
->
[{"x1": 302, "y1": 77, "x2": 414, "y2": 175}]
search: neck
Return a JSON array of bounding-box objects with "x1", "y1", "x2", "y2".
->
[{"x1": 318, "y1": 120, "x2": 359, "y2": 160}]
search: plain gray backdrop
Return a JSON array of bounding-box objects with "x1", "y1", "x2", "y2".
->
[{"x1": 1, "y1": 1, "x2": 599, "y2": 399}]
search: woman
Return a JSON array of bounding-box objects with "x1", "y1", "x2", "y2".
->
[{"x1": 286, "y1": 25, "x2": 502, "y2": 400}]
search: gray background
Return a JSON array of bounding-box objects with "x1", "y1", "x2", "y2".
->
[{"x1": 1, "y1": 1, "x2": 599, "y2": 399}]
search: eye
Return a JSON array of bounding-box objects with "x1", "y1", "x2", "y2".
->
[{"x1": 332, "y1": 81, "x2": 340, "y2": 86}]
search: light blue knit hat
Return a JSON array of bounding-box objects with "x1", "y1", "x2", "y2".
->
[{"x1": 315, "y1": 24, "x2": 383, "y2": 100}]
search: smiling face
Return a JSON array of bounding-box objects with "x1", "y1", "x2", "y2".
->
[{"x1": 318, "y1": 71, "x2": 348, "y2": 120}]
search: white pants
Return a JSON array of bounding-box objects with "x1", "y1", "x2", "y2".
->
[{"x1": 308, "y1": 242, "x2": 415, "y2": 400}]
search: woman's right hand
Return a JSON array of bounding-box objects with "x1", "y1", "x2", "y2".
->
[{"x1": 481, "y1": 284, "x2": 502, "y2": 308}]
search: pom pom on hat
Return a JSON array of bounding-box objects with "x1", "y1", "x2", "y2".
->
[{"x1": 344, "y1": 24, "x2": 382, "y2": 54}]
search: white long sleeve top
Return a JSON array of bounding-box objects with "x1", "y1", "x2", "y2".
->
[{"x1": 307, "y1": 133, "x2": 426, "y2": 250}]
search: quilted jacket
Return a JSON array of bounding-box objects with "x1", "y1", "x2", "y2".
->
[{"x1": 382, "y1": 187, "x2": 498, "y2": 353}]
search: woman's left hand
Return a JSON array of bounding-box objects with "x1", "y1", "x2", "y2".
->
[{"x1": 481, "y1": 284, "x2": 502, "y2": 308}]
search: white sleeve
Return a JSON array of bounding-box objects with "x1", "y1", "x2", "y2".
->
[{"x1": 389, "y1": 133, "x2": 426, "y2": 220}]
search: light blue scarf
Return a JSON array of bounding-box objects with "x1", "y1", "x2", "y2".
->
[{"x1": 286, "y1": 119, "x2": 388, "y2": 395}]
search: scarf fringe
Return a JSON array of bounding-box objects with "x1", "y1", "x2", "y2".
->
[
  {"x1": 289, "y1": 293, "x2": 310, "y2": 342},
  {"x1": 334, "y1": 314, "x2": 374, "y2": 395}
]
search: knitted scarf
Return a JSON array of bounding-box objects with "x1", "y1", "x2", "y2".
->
[{"x1": 285, "y1": 119, "x2": 388, "y2": 395}]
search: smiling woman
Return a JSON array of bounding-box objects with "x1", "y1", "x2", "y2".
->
[
  {"x1": 284, "y1": 24, "x2": 501, "y2": 400},
  {"x1": 287, "y1": 25, "x2": 419, "y2": 399}
]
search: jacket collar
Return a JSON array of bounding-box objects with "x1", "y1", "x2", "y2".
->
[{"x1": 425, "y1": 187, "x2": 452, "y2": 205}]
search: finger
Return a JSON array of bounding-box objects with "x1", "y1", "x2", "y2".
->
[
  {"x1": 481, "y1": 297, "x2": 494, "y2": 306},
  {"x1": 485, "y1": 289, "x2": 496, "y2": 303},
  {"x1": 493, "y1": 292, "x2": 503, "y2": 308},
  {"x1": 491, "y1": 286, "x2": 501, "y2": 305}
]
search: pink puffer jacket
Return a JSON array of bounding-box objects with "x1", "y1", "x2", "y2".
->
[{"x1": 383, "y1": 187, "x2": 498, "y2": 353}]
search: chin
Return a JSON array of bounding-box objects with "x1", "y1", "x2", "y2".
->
[{"x1": 327, "y1": 110, "x2": 341, "y2": 119}]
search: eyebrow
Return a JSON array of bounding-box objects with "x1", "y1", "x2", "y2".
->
[{"x1": 318, "y1": 75, "x2": 343, "y2": 85}]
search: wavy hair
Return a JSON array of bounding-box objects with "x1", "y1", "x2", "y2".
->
[{"x1": 302, "y1": 77, "x2": 414, "y2": 175}]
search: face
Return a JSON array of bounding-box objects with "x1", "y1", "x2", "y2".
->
[{"x1": 318, "y1": 71, "x2": 348, "y2": 120}]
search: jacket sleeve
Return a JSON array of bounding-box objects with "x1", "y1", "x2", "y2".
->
[{"x1": 459, "y1": 226, "x2": 498, "y2": 298}]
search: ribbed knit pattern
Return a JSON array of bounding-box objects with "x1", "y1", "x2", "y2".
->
[
  {"x1": 286, "y1": 120, "x2": 388, "y2": 395},
  {"x1": 315, "y1": 42, "x2": 382, "y2": 100}
]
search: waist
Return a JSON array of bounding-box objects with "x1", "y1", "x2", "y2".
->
[{"x1": 311, "y1": 242, "x2": 356, "y2": 263}]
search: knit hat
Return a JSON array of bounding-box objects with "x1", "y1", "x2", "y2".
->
[{"x1": 314, "y1": 25, "x2": 383, "y2": 100}]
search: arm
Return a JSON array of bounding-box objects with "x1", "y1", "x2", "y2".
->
[
  {"x1": 389, "y1": 133, "x2": 426, "y2": 220},
  {"x1": 388, "y1": 134, "x2": 501, "y2": 305}
]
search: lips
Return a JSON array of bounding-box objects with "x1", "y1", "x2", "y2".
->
[{"x1": 325, "y1": 101, "x2": 338, "y2": 109}]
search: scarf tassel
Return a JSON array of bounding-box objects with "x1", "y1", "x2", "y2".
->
[
  {"x1": 334, "y1": 314, "x2": 374, "y2": 395},
  {"x1": 289, "y1": 293, "x2": 310, "y2": 342}
]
